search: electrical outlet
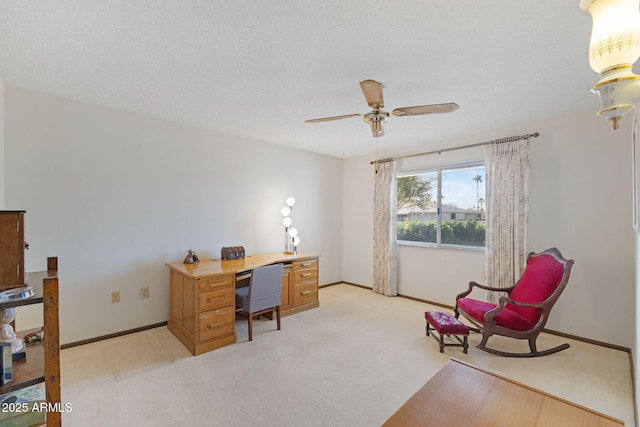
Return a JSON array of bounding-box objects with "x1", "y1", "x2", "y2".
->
[
  {"x1": 140, "y1": 286, "x2": 150, "y2": 299},
  {"x1": 111, "y1": 291, "x2": 120, "y2": 303}
]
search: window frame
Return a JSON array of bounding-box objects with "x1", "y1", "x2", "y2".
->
[{"x1": 396, "y1": 160, "x2": 486, "y2": 252}]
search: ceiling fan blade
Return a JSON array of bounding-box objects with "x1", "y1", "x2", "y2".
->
[
  {"x1": 391, "y1": 103, "x2": 459, "y2": 117},
  {"x1": 359, "y1": 79, "x2": 384, "y2": 109},
  {"x1": 305, "y1": 114, "x2": 362, "y2": 123}
]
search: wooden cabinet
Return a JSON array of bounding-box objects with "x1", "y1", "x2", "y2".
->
[
  {"x1": 196, "y1": 275, "x2": 235, "y2": 346},
  {"x1": 168, "y1": 271, "x2": 236, "y2": 356},
  {"x1": 289, "y1": 258, "x2": 319, "y2": 314},
  {"x1": 166, "y1": 252, "x2": 319, "y2": 355},
  {"x1": 0, "y1": 211, "x2": 26, "y2": 290}
]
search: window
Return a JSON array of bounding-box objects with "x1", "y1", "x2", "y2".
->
[{"x1": 396, "y1": 162, "x2": 486, "y2": 248}]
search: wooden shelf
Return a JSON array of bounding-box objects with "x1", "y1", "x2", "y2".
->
[
  {"x1": 0, "y1": 285, "x2": 44, "y2": 310},
  {"x1": 0, "y1": 271, "x2": 60, "y2": 427},
  {"x1": 0, "y1": 330, "x2": 45, "y2": 395},
  {"x1": 0, "y1": 212, "x2": 60, "y2": 426},
  {"x1": 0, "y1": 272, "x2": 50, "y2": 394}
]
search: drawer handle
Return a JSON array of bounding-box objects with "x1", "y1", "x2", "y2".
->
[
  {"x1": 301, "y1": 290, "x2": 311, "y2": 295},
  {"x1": 206, "y1": 296, "x2": 223, "y2": 303},
  {"x1": 301, "y1": 273, "x2": 312, "y2": 278},
  {"x1": 206, "y1": 323, "x2": 223, "y2": 330},
  {"x1": 202, "y1": 279, "x2": 230, "y2": 287}
]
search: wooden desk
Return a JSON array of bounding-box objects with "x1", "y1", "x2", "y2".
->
[
  {"x1": 382, "y1": 359, "x2": 624, "y2": 427},
  {"x1": 166, "y1": 252, "x2": 319, "y2": 355}
]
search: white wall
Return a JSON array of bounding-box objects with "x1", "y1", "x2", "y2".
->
[
  {"x1": 4, "y1": 87, "x2": 343, "y2": 345},
  {"x1": 527, "y1": 113, "x2": 633, "y2": 346},
  {"x1": 343, "y1": 111, "x2": 635, "y2": 348},
  {"x1": 342, "y1": 156, "x2": 374, "y2": 284}
]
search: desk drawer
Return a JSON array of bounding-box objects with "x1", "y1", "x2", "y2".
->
[
  {"x1": 199, "y1": 287, "x2": 234, "y2": 312},
  {"x1": 292, "y1": 268, "x2": 318, "y2": 283},
  {"x1": 197, "y1": 275, "x2": 234, "y2": 292},
  {"x1": 293, "y1": 259, "x2": 318, "y2": 270},
  {"x1": 293, "y1": 281, "x2": 318, "y2": 306},
  {"x1": 198, "y1": 306, "x2": 235, "y2": 343}
]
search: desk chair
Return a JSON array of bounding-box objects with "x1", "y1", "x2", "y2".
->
[{"x1": 235, "y1": 263, "x2": 284, "y2": 341}]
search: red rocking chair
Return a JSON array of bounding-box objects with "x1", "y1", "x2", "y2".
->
[{"x1": 455, "y1": 247, "x2": 574, "y2": 357}]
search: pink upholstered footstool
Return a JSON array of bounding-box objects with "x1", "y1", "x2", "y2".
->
[{"x1": 425, "y1": 311, "x2": 469, "y2": 354}]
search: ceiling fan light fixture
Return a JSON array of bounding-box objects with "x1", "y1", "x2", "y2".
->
[
  {"x1": 363, "y1": 110, "x2": 389, "y2": 137},
  {"x1": 371, "y1": 120, "x2": 383, "y2": 137}
]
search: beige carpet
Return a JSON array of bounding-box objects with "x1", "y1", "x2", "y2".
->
[{"x1": 60, "y1": 284, "x2": 635, "y2": 426}]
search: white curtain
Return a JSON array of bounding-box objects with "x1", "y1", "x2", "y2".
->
[
  {"x1": 484, "y1": 138, "x2": 530, "y2": 303},
  {"x1": 373, "y1": 161, "x2": 398, "y2": 296}
]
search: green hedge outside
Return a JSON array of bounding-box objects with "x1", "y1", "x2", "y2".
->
[{"x1": 397, "y1": 219, "x2": 485, "y2": 247}]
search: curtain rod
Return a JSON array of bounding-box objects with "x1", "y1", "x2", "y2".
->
[{"x1": 370, "y1": 132, "x2": 540, "y2": 164}]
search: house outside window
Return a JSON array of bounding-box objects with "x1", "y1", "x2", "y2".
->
[{"x1": 397, "y1": 162, "x2": 485, "y2": 248}]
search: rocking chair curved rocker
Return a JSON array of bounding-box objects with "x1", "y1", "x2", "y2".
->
[{"x1": 455, "y1": 247, "x2": 574, "y2": 358}]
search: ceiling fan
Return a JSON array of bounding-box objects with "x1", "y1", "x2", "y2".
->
[{"x1": 305, "y1": 79, "x2": 459, "y2": 137}]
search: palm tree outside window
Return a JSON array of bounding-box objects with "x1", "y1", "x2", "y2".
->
[{"x1": 397, "y1": 162, "x2": 486, "y2": 248}]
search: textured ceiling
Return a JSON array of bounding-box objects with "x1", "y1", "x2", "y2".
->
[{"x1": 0, "y1": 1, "x2": 600, "y2": 158}]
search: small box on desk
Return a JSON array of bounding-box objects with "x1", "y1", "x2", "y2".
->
[{"x1": 221, "y1": 246, "x2": 245, "y2": 260}]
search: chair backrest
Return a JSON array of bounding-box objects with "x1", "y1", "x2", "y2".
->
[
  {"x1": 507, "y1": 248, "x2": 574, "y2": 325},
  {"x1": 247, "y1": 264, "x2": 284, "y2": 313}
]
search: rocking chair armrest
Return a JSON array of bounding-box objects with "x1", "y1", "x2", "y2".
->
[
  {"x1": 455, "y1": 281, "x2": 515, "y2": 301},
  {"x1": 482, "y1": 295, "x2": 509, "y2": 323},
  {"x1": 498, "y1": 295, "x2": 545, "y2": 310}
]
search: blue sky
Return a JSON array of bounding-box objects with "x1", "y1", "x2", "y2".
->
[
  {"x1": 442, "y1": 165, "x2": 485, "y2": 209},
  {"x1": 408, "y1": 165, "x2": 486, "y2": 210}
]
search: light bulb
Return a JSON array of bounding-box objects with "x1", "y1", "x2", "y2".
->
[
  {"x1": 281, "y1": 206, "x2": 291, "y2": 217},
  {"x1": 288, "y1": 227, "x2": 298, "y2": 237},
  {"x1": 286, "y1": 196, "x2": 296, "y2": 207},
  {"x1": 282, "y1": 217, "x2": 292, "y2": 228},
  {"x1": 371, "y1": 120, "x2": 382, "y2": 137},
  {"x1": 293, "y1": 236, "x2": 300, "y2": 246}
]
